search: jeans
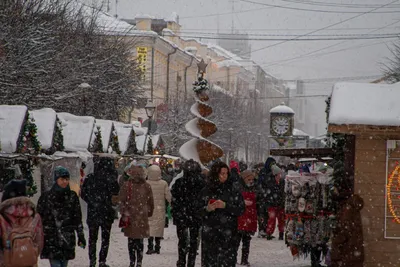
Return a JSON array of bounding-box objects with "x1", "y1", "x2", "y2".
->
[
  {"x1": 49, "y1": 260, "x2": 69, "y2": 267},
  {"x1": 128, "y1": 238, "x2": 144, "y2": 265},
  {"x1": 89, "y1": 223, "x2": 112, "y2": 264},
  {"x1": 176, "y1": 224, "x2": 200, "y2": 267}
]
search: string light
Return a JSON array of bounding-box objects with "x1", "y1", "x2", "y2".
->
[{"x1": 387, "y1": 164, "x2": 400, "y2": 224}]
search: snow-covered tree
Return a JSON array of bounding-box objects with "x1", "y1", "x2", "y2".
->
[
  {"x1": 384, "y1": 41, "x2": 400, "y2": 83},
  {"x1": 0, "y1": 0, "x2": 143, "y2": 120}
]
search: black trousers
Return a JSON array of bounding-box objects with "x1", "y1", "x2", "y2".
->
[
  {"x1": 257, "y1": 207, "x2": 268, "y2": 233},
  {"x1": 235, "y1": 231, "x2": 252, "y2": 263},
  {"x1": 88, "y1": 223, "x2": 112, "y2": 264},
  {"x1": 128, "y1": 238, "x2": 144, "y2": 265},
  {"x1": 176, "y1": 224, "x2": 200, "y2": 267},
  {"x1": 201, "y1": 226, "x2": 237, "y2": 267},
  {"x1": 148, "y1": 236, "x2": 161, "y2": 250},
  {"x1": 311, "y1": 246, "x2": 322, "y2": 267}
]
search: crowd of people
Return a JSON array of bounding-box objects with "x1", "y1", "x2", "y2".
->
[{"x1": 0, "y1": 156, "x2": 364, "y2": 267}]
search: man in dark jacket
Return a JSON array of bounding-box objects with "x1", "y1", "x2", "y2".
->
[
  {"x1": 256, "y1": 157, "x2": 276, "y2": 238},
  {"x1": 81, "y1": 157, "x2": 120, "y2": 267},
  {"x1": 37, "y1": 166, "x2": 86, "y2": 267},
  {"x1": 171, "y1": 159, "x2": 205, "y2": 267},
  {"x1": 265, "y1": 164, "x2": 285, "y2": 240}
]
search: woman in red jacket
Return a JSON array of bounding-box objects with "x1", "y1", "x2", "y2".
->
[{"x1": 235, "y1": 170, "x2": 264, "y2": 266}]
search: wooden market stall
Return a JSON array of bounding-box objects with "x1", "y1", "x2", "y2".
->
[{"x1": 328, "y1": 82, "x2": 400, "y2": 267}]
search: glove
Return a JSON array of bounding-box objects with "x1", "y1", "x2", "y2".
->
[{"x1": 78, "y1": 233, "x2": 86, "y2": 249}]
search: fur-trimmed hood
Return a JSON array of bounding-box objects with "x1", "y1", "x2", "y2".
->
[{"x1": 0, "y1": 196, "x2": 35, "y2": 218}]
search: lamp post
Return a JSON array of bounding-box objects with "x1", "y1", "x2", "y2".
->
[
  {"x1": 257, "y1": 133, "x2": 261, "y2": 162},
  {"x1": 228, "y1": 127, "x2": 234, "y2": 161},
  {"x1": 79, "y1": 83, "x2": 91, "y2": 116},
  {"x1": 142, "y1": 100, "x2": 156, "y2": 155}
]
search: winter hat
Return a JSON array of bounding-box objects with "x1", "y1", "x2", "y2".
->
[
  {"x1": 147, "y1": 165, "x2": 161, "y2": 181},
  {"x1": 229, "y1": 160, "x2": 240, "y2": 173},
  {"x1": 240, "y1": 170, "x2": 255, "y2": 179},
  {"x1": 182, "y1": 159, "x2": 201, "y2": 174},
  {"x1": 54, "y1": 166, "x2": 70, "y2": 181},
  {"x1": 271, "y1": 164, "x2": 282, "y2": 176},
  {"x1": 1, "y1": 179, "x2": 27, "y2": 202}
]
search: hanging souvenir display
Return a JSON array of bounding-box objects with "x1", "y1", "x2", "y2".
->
[{"x1": 284, "y1": 169, "x2": 334, "y2": 260}]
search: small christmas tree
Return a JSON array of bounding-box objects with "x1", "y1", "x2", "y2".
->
[
  {"x1": 109, "y1": 126, "x2": 121, "y2": 154},
  {"x1": 147, "y1": 136, "x2": 154, "y2": 154},
  {"x1": 90, "y1": 126, "x2": 104, "y2": 153},
  {"x1": 17, "y1": 112, "x2": 41, "y2": 154},
  {"x1": 53, "y1": 116, "x2": 64, "y2": 151},
  {"x1": 125, "y1": 129, "x2": 138, "y2": 155}
]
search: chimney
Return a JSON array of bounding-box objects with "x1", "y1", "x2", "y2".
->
[{"x1": 135, "y1": 15, "x2": 153, "y2": 31}]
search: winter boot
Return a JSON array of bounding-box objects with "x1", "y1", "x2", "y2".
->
[
  {"x1": 266, "y1": 235, "x2": 275, "y2": 240},
  {"x1": 89, "y1": 263, "x2": 96, "y2": 267},
  {"x1": 154, "y1": 247, "x2": 160, "y2": 254},
  {"x1": 146, "y1": 249, "x2": 155, "y2": 255},
  {"x1": 99, "y1": 263, "x2": 109, "y2": 267},
  {"x1": 279, "y1": 232, "x2": 284, "y2": 240},
  {"x1": 129, "y1": 263, "x2": 135, "y2": 267},
  {"x1": 258, "y1": 230, "x2": 267, "y2": 238}
]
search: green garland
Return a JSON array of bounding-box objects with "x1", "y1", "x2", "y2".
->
[
  {"x1": 16, "y1": 112, "x2": 41, "y2": 154},
  {"x1": 147, "y1": 136, "x2": 154, "y2": 154},
  {"x1": 109, "y1": 125, "x2": 121, "y2": 154},
  {"x1": 90, "y1": 126, "x2": 104, "y2": 153},
  {"x1": 125, "y1": 129, "x2": 138, "y2": 155},
  {"x1": 53, "y1": 117, "x2": 64, "y2": 151}
]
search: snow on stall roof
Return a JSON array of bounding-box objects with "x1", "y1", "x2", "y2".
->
[
  {"x1": 114, "y1": 122, "x2": 133, "y2": 154},
  {"x1": 270, "y1": 103, "x2": 295, "y2": 114},
  {"x1": 57, "y1": 112, "x2": 95, "y2": 152},
  {"x1": 133, "y1": 126, "x2": 146, "y2": 136},
  {"x1": 293, "y1": 128, "x2": 309, "y2": 136},
  {"x1": 30, "y1": 108, "x2": 57, "y2": 150},
  {"x1": 0, "y1": 105, "x2": 27, "y2": 153},
  {"x1": 136, "y1": 134, "x2": 160, "y2": 152},
  {"x1": 329, "y1": 82, "x2": 400, "y2": 126},
  {"x1": 90, "y1": 119, "x2": 113, "y2": 152}
]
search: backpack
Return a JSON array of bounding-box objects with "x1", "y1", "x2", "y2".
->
[{"x1": 0, "y1": 213, "x2": 40, "y2": 267}]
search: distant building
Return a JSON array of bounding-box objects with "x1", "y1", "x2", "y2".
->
[{"x1": 217, "y1": 32, "x2": 252, "y2": 60}]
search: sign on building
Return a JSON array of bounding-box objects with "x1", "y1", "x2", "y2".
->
[{"x1": 136, "y1": 47, "x2": 148, "y2": 80}]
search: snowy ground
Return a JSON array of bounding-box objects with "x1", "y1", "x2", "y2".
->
[{"x1": 38, "y1": 216, "x2": 310, "y2": 267}]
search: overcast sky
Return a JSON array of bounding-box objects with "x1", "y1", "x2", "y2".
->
[{"x1": 97, "y1": 0, "x2": 399, "y2": 135}]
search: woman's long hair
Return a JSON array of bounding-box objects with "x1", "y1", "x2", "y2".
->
[{"x1": 208, "y1": 161, "x2": 230, "y2": 188}]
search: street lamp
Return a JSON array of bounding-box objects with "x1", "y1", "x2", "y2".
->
[{"x1": 143, "y1": 100, "x2": 156, "y2": 155}]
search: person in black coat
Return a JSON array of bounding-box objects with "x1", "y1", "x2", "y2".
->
[
  {"x1": 37, "y1": 166, "x2": 86, "y2": 267},
  {"x1": 171, "y1": 159, "x2": 206, "y2": 267},
  {"x1": 256, "y1": 157, "x2": 276, "y2": 237},
  {"x1": 200, "y1": 161, "x2": 245, "y2": 267},
  {"x1": 81, "y1": 157, "x2": 120, "y2": 267}
]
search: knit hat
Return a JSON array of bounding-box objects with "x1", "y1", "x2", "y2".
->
[
  {"x1": 147, "y1": 165, "x2": 161, "y2": 181},
  {"x1": 240, "y1": 170, "x2": 255, "y2": 179},
  {"x1": 271, "y1": 164, "x2": 282, "y2": 176},
  {"x1": 1, "y1": 179, "x2": 27, "y2": 202},
  {"x1": 54, "y1": 166, "x2": 70, "y2": 181}
]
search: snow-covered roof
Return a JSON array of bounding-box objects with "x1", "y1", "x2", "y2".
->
[
  {"x1": 134, "y1": 14, "x2": 154, "y2": 19},
  {"x1": 217, "y1": 59, "x2": 242, "y2": 68},
  {"x1": 136, "y1": 134, "x2": 160, "y2": 152},
  {"x1": 208, "y1": 44, "x2": 242, "y2": 61},
  {"x1": 293, "y1": 128, "x2": 309, "y2": 136},
  {"x1": 162, "y1": 28, "x2": 176, "y2": 36},
  {"x1": 329, "y1": 82, "x2": 400, "y2": 126},
  {"x1": 211, "y1": 84, "x2": 233, "y2": 97},
  {"x1": 114, "y1": 122, "x2": 133, "y2": 154},
  {"x1": 30, "y1": 108, "x2": 57, "y2": 150},
  {"x1": 270, "y1": 103, "x2": 295, "y2": 114},
  {"x1": 90, "y1": 119, "x2": 113, "y2": 152},
  {"x1": 57, "y1": 112, "x2": 95, "y2": 152},
  {"x1": 0, "y1": 105, "x2": 27, "y2": 153}
]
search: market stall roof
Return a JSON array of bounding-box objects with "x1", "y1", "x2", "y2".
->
[
  {"x1": 114, "y1": 122, "x2": 134, "y2": 154},
  {"x1": 270, "y1": 148, "x2": 333, "y2": 158},
  {"x1": 30, "y1": 108, "x2": 57, "y2": 150},
  {"x1": 57, "y1": 112, "x2": 95, "y2": 152},
  {"x1": 136, "y1": 134, "x2": 161, "y2": 153},
  {"x1": 0, "y1": 105, "x2": 27, "y2": 153},
  {"x1": 329, "y1": 82, "x2": 400, "y2": 134}
]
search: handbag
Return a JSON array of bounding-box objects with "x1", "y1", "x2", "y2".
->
[{"x1": 119, "y1": 181, "x2": 132, "y2": 229}]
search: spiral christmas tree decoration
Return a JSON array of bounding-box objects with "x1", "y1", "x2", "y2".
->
[{"x1": 179, "y1": 59, "x2": 224, "y2": 166}]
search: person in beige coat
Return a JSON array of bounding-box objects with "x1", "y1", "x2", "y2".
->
[
  {"x1": 146, "y1": 165, "x2": 172, "y2": 255},
  {"x1": 119, "y1": 161, "x2": 154, "y2": 267}
]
